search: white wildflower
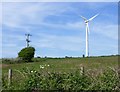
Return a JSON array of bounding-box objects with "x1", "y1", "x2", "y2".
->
[
  {"x1": 40, "y1": 65, "x2": 44, "y2": 69},
  {"x1": 40, "y1": 65, "x2": 42, "y2": 68}
]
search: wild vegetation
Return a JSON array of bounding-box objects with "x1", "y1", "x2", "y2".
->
[
  {"x1": 18, "y1": 47, "x2": 35, "y2": 62},
  {"x1": 2, "y1": 67, "x2": 120, "y2": 91},
  {"x1": 2, "y1": 55, "x2": 120, "y2": 91}
]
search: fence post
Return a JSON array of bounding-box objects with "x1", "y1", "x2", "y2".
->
[
  {"x1": 8, "y1": 69, "x2": 12, "y2": 87},
  {"x1": 80, "y1": 67, "x2": 84, "y2": 75}
]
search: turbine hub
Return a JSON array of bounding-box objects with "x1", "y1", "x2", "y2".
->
[{"x1": 85, "y1": 20, "x2": 89, "y2": 23}]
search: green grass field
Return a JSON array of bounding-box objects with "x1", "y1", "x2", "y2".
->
[
  {"x1": 2, "y1": 55, "x2": 119, "y2": 90},
  {"x1": 2, "y1": 55, "x2": 118, "y2": 75}
]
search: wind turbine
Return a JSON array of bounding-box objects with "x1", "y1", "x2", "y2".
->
[{"x1": 80, "y1": 14, "x2": 99, "y2": 57}]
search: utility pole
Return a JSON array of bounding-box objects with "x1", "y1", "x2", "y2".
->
[{"x1": 25, "y1": 34, "x2": 32, "y2": 47}]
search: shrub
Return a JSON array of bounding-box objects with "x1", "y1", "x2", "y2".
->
[
  {"x1": 18, "y1": 47, "x2": 35, "y2": 62},
  {"x1": 95, "y1": 69, "x2": 119, "y2": 90},
  {"x1": 22, "y1": 68, "x2": 119, "y2": 91},
  {"x1": 2, "y1": 58, "x2": 25, "y2": 64},
  {"x1": 2, "y1": 58, "x2": 11, "y2": 64},
  {"x1": 2, "y1": 68, "x2": 119, "y2": 91}
]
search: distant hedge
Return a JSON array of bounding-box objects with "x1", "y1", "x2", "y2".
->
[{"x1": 18, "y1": 47, "x2": 35, "y2": 62}]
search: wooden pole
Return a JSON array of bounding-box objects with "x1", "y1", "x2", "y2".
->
[
  {"x1": 80, "y1": 67, "x2": 84, "y2": 75},
  {"x1": 8, "y1": 69, "x2": 12, "y2": 87}
]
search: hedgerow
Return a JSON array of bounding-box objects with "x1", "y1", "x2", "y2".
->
[{"x1": 2, "y1": 67, "x2": 119, "y2": 91}]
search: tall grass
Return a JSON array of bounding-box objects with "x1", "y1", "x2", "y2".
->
[
  {"x1": 2, "y1": 56, "x2": 119, "y2": 91},
  {"x1": 2, "y1": 67, "x2": 120, "y2": 91}
]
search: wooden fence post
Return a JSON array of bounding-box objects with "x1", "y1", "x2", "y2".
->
[
  {"x1": 8, "y1": 69, "x2": 12, "y2": 87},
  {"x1": 80, "y1": 67, "x2": 84, "y2": 75}
]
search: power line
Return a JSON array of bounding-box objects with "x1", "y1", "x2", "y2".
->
[{"x1": 25, "y1": 33, "x2": 32, "y2": 47}]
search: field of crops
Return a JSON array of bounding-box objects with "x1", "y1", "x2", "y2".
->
[{"x1": 2, "y1": 55, "x2": 120, "y2": 91}]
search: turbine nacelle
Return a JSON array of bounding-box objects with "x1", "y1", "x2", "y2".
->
[{"x1": 85, "y1": 20, "x2": 89, "y2": 23}]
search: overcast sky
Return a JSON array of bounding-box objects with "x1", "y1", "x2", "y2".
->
[{"x1": 1, "y1": 1, "x2": 118, "y2": 58}]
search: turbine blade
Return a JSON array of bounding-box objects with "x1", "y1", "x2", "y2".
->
[
  {"x1": 88, "y1": 13, "x2": 99, "y2": 21},
  {"x1": 80, "y1": 15, "x2": 87, "y2": 21},
  {"x1": 71, "y1": 10, "x2": 87, "y2": 21}
]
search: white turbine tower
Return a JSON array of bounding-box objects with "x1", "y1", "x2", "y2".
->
[{"x1": 80, "y1": 14, "x2": 99, "y2": 57}]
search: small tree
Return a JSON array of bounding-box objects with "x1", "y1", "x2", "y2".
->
[{"x1": 18, "y1": 47, "x2": 35, "y2": 62}]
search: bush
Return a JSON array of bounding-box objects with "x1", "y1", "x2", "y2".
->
[
  {"x1": 18, "y1": 47, "x2": 35, "y2": 62},
  {"x1": 23, "y1": 70, "x2": 92, "y2": 91},
  {"x1": 94, "y1": 69, "x2": 120, "y2": 90},
  {"x1": 2, "y1": 58, "x2": 26, "y2": 64},
  {"x1": 2, "y1": 67, "x2": 119, "y2": 91}
]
